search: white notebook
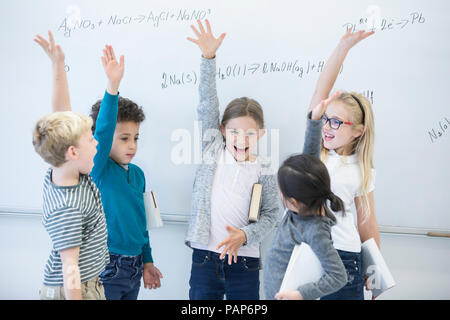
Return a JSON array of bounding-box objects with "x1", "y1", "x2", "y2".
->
[
  {"x1": 143, "y1": 191, "x2": 163, "y2": 230},
  {"x1": 279, "y1": 242, "x2": 324, "y2": 292},
  {"x1": 361, "y1": 238, "x2": 396, "y2": 298}
]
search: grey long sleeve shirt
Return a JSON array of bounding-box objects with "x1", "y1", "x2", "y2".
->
[
  {"x1": 185, "y1": 57, "x2": 282, "y2": 249},
  {"x1": 263, "y1": 114, "x2": 348, "y2": 300}
]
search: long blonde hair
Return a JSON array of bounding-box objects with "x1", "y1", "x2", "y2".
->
[{"x1": 320, "y1": 92, "x2": 375, "y2": 222}]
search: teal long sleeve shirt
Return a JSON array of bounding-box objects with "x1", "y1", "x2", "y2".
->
[{"x1": 91, "y1": 91, "x2": 153, "y2": 263}]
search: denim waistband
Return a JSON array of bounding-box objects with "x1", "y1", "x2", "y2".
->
[
  {"x1": 109, "y1": 253, "x2": 143, "y2": 266},
  {"x1": 193, "y1": 248, "x2": 259, "y2": 261},
  {"x1": 336, "y1": 249, "x2": 362, "y2": 261}
]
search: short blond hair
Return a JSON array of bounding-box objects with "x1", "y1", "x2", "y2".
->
[{"x1": 32, "y1": 111, "x2": 93, "y2": 167}]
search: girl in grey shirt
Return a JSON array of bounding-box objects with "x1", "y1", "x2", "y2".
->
[
  {"x1": 185, "y1": 20, "x2": 281, "y2": 300},
  {"x1": 263, "y1": 94, "x2": 348, "y2": 300}
]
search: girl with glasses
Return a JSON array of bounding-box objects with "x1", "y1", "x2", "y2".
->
[{"x1": 308, "y1": 28, "x2": 380, "y2": 300}]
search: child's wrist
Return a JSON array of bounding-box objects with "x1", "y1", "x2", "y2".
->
[
  {"x1": 202, "y1": 53, "x2": 216, "y2": 60},
  {"x1": 52, "y1": 60, "x2": 65, "y2": 68},
  {"x1": 309, "y1": 110, "x2": 321, "y2": 121},
  {"x1": 106, "y1": 81, "x2": 120, "y2": 95},
  {"x1": 337, "y1": 40, "x2": 351, "y2": 54}
]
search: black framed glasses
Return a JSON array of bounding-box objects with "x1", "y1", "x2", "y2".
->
[{"x1": 321, "y1": 114, "x2": 353, "y2": 130}]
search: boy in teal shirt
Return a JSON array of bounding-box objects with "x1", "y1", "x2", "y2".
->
[{"x1": 90, "y1": 45, "x2": 163, "y2": 300}]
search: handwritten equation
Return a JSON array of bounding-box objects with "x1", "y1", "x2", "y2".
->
[
  {"x1": 161, "y1": 61, "x2": 375, "y2": 103},
  {"x1": 58, "y1": 8, "x2": 212, "y2": 37},
  {"x1": 361, "y1": 90, "x2": 374, "y2": 105},
  {"x1": 343, "y1": 11, "x2": 425, "y2": 32},
  {"x1": 161, "y1": 59, "x2": 339, "y2": 89},
  {"x1": 429, "y1": 117, "x2": 450, "y2": 143}
]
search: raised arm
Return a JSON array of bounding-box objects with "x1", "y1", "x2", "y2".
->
[
  {"x1": 101, "y1": 45, "x2": 124, "y2": 96},
  {"x1": 91, "y1": 45, "x2": 124, "y2": 181},
  {"x1": 308, "y1": 29, "x2": 374, "y2": 112},
  {"x1": 303, "y1": 91, "x2": 340, "y2": 158},
  {"x1": 34, "y1": 31, "x2": 71, "y2": 112},
  {"x1": 187, "y1": 20, "x2": 226, "y2": 148}
]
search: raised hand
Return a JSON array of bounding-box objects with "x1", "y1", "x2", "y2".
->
[
  {"x1": 101, "y1": 45, "x2": 124, "y2": 95},
  {"x1": 33, "y1": 30, "x2": 70, "y2": 111},
  {"x1": 309, "y1": 28, "x2": 374, "y2": 111},
  {"x1": 311, "y1": 90, "x2": 341, "y2": 121},
  {"x1": 34, "y1": 30, "x2": 65, "y2": 65},
  {"x1": 339, "y1": 28, "x2": 375, "y2": 52},
  {"x1": 187, "y1": 19, "x2": 226, "y2": 59}
]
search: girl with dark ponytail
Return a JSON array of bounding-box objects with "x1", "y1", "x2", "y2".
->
[
  {"x1": 263, "y1": 93, "x2": 348, "y2": 300},
  {"x1": 277, "y1": 154, "x2": 345, "y2": 221}
]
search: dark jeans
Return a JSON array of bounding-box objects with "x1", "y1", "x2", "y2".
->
[
  {"x1": 189, "y1": 248, "x2": 261, "y2": 300},
  {"x1": 321, "y1": 249, "x2": 364, "y2": 300},
  {"x1": 100, "y1": 253, "x2": 143, "y2": 300}
]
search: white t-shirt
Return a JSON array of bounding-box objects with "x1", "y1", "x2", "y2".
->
[
  {"x1": 324, "y1": 150, "x2": 376, "y2": 253},
  {"x1": 191, "y1": 147, "x2": 261, "y2": 258}
]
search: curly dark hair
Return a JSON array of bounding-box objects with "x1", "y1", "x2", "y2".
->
[{"x1": 90, "y1": 96, "x2": 145, "y2": 133}]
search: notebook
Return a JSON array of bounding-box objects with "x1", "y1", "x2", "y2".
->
[
  {"x1": 143, "y1": 191, "x2": 163, "y2": 230},
  {"x1": 248, "y1": 183, "x2": 263, "y2": 223},
  {"x1": 361, "y1": 238, "x2": 396, "y2": 298},
  {"x1": 279, "y1": 242, "x2": 324, "y2": 292}
]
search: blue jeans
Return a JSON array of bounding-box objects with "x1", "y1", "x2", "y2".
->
[
  {"x1": 100, "y1": 253, "x2": 143, "y2": 300},
  {"x1": 189, "y1": 249, "x2": 261, "y2": 300},
  {"x1": 321, "y1": 249, "x2": 364, "y2": 300}
]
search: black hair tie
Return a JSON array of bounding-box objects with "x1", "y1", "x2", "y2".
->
[
  {"x1": 325, "y1": 192, "x2": 334, "y2": 201},
  {"x1": 351, "y1": 94, "x2": 365, "y2": 124}
]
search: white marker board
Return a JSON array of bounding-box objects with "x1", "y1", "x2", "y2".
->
[{"x1": 0, "y1": 0, "x2": 449, "y2": 231}]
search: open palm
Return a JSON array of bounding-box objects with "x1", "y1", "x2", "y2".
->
[
  {"x1": 311, "y1": 90, "x2": 341, "y2": 121},
  {"x1": 187, "y1": 19, "x2": 226, "y2": 59},
  {"x1": 34, "y1": 30, "x2": 65, "y2": 64},
  {"x1": 101, "y1": 45, "x2": 124, "y2": 84},
  {"x1": 340, "y1": 29, "x2": 375, "y2": 51}
]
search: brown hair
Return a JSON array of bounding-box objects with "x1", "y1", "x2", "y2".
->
[
  {"x1": 221, "y1": 97, "x2": 264, "y2": 128},
  {"x1": 90, "y1": 97, "x2": 145, "y2": 133}
]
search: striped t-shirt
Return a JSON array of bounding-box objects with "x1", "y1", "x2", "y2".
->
[{"x1": 42, "y1": 168, "x2": 109, "y2": 286}]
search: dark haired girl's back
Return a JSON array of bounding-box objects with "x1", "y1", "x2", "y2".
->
[
  {"x1": 263, "y1": 208, "x2": 346, "y2": 299},
  {"x1": 263, "y1": 113, "x2": 347, "y2": 300}
]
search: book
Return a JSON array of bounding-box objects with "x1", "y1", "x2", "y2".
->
[
  {"x1": 361, "y1": 238, "x2": 396, "y2": 298},
  {"x1": 143, "y1": 191, "x2": 163, "y2": 230},
  {"x1": 279, "y1": 242, "x2": 324, "y2": 293},
  {"x1": 248, "y1": 183, "x2": 263, "y2": 223}
]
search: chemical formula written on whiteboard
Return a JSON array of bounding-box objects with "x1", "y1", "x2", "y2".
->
[
  {"x1": 343, "y1": 11, "x2": 426, "y2": 33},
  {"x1": 161, "y1": 59, "x2": 341, "y2": 89},
  {"x1": 161, "y1": 61, "x2": 375, "y2": 103},
  {"x1": 57, "y1": 8, "x2": 212, "y2": 38},
  {"x1": 428, "y1": 117, "x2": 450, "y2": 144}
]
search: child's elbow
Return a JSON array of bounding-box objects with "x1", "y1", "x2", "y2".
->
[{"x1": 337, "y1": 270, "x2": 348, "y2": 289}]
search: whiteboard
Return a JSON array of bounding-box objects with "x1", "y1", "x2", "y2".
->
[{"x1": 0, "y1": 0, "x2": 449, "y2": 231}]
